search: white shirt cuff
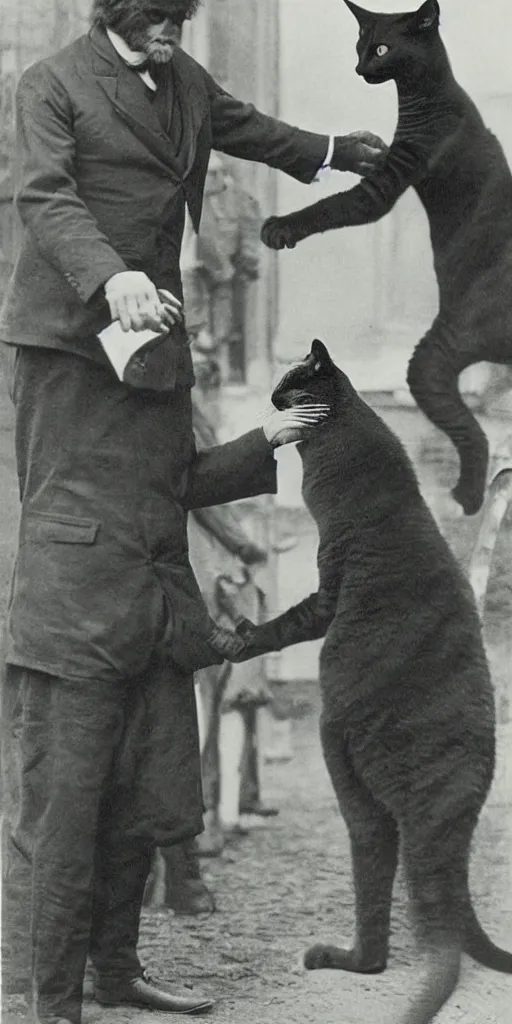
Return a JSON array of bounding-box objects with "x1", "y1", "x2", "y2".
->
[{"x1": 313, "y1": 135, "x2": 335, "y2": 182}]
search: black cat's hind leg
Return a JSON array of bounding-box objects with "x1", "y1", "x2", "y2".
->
[
  {"x1": 304, "y1": 721, "x2": 399, "y2": 974},
  {"x1": 407, "y1": 319, "x2": 489, "y2": 515}
]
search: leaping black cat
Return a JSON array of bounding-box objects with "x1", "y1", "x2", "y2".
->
[
  {"x1": 230, "y1": 339, "x2": 512, "y2": 1024},
  {"x1": 261, "y1": 0, "x2": 512, "y2": 516}
]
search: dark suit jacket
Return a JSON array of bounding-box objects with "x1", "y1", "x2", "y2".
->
[
  {"x1": 1, "y1": 31, "x2": 328, "y2": 682},
  {"x1": 5, "y1": 344, "x2": 277, "y2": 681},
  {"x1": 0, "y1": 27, "x2": 328, "y2": 358}
]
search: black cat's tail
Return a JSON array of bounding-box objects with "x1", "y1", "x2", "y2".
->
[
  {"x1": 465, "y1": 900, "x2": 512, "y2": 972},
  {"x1": 406, "y1": 318, "x2": 489, "y2": 516}
]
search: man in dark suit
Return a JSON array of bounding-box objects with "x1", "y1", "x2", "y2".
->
[{"x1": 0, "y1": 2, "x2": 385, "y2": 1021}]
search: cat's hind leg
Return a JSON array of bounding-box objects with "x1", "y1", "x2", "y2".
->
[
  {"x1": 406, "y1": 318, "x2": 489, "y2": 515},
  {"x1": 304, "y1": 720, "x2": 399, "y2": 974}
]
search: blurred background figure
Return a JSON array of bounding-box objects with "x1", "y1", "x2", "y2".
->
[
  {"x1": 184, "y1": 172, "x2": 297, "y2": 851},
  {"x1": 141, "y1": 168, "x2": 295, "y2": 914}
]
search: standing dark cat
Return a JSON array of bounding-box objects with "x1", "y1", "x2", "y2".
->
[
  {"x1": 261, "y1": 0, "x2": 512, "y2": 516},
  {"x1": 232, "y1": 339, "x2": 512, "y2": 1024}
]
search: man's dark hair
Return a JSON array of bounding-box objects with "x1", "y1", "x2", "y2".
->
[{"x1": 91, "y1": 0, "x2": 202, "y2": 28}]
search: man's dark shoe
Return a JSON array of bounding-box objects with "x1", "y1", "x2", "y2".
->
[{"x1": 94, "y1": 969, "x2": 214, "y2": 1014}]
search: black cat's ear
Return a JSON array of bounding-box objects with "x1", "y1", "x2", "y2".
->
[
  {"x1": 310, "y1": 339, "x2": 334, "y2": 372},
  {"x1": 342, "y1": 0, "x2": 374, "y2": 27},
  {"x1": 408, "y1": 0, "x2": 440, "y2": 32}
]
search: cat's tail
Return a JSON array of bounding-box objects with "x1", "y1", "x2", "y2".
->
[
  {"x1": 407, "y1": 319, "x2": 489, "y2": 516},
  {"x1": 464, "y1": 899, "x2": 512, "y2": 972}
]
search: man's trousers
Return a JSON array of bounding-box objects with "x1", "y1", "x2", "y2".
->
[{"x1": 1, "y1": 658, "x2": 202, "y2": 1024}]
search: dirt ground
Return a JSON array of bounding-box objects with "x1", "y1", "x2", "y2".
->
[
  {"x1": 100, "y1": 712, "x2": 511, "y2": 1024},
  {"x1": 1, "y1": 391, "x2": 512, "y2": 1024},
  {"x1": 3, "y1": 684, "x2": 512, "y2": 1024},
  {"x1": 6, "y1": 686, "x2": 512, "y2": 1024}
]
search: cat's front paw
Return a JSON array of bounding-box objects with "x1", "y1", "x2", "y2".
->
[
  {"x1": 332, "y1": 131, "x2": 388, "y2": 175},
  {"x1": 304, "y1": 944, "x2": 387, "y2": 974},
  {"x1": 260, "y1": 216, "x2": 306, "y2": 250},
  {"x1": 232, "y1": 618, "x2": 274, "y2": 661},
  {"x1": 208, "y1": 623, "x2": 248, "y2": 662},
  {"x1": 206, "y1": 618, "x2": 264, "y2": 664},
  {"x1": 235, "y1": 616, "x2": 258, "y2": 641}
]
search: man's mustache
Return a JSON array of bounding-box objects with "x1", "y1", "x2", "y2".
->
[{"x1": 151, "y1": 33, "x2": 180, "y2": 44}]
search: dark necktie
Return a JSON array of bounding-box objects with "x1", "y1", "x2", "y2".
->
[
  {"x1": 124, "y1": 58, "x2": 165, "y2": 85},
  {"x1": 126, "y1": 58, "x2": 150, "y2": 73},
  {"x1": 124, "y1": 58, "x2": 183, "y2": 153}
]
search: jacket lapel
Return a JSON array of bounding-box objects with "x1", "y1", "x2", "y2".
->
[
  {"x1": 171, "y1": 48, "x2": 208, "y2": 177},
  {"x1": 89, "y1": 28, "x2": 185, "y2": 180}
]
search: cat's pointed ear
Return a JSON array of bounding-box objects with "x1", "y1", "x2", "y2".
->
[
  {"x1": 408, "y1": 0, "x2": 440, "y2": 32},
  {"x1": 342, "y1": 0, "x2": 374, "y2": 27},
  {"x1": 310, "y1": 339, "x2": 334, "y2": 372}
]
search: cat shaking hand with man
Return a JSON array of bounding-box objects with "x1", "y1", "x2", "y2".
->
[{"x1": 0, "y1": 2, "x2": 387, "y2": 1022}]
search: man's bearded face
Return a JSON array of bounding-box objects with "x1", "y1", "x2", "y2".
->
[
  {"x1": 124, "y1": 7, "x2": 182, "y2": 61},
  {"x1": 93, "y1": 2, "x2": 201, "y2": 62}
]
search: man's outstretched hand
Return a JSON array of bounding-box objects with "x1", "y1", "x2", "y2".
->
[
  {"x1": 261, "y1": 404, "x2": 329, "y2": 447},
  {"x1": 331, "y1": 131, "x2": 388, "y2": 176},
  {"x1": 104, "y1": 271, "x2": 183, "y2": 332}
]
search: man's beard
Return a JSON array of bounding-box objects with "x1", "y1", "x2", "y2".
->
[{"x1": 145, "y1": 38, "x2": 177, "y2": 63}]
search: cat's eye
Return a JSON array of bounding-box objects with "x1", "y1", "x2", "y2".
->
[{"x1": 376, "y1": 44, "x2": 389, "y2": 57}]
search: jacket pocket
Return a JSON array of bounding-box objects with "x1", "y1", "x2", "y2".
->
[
  {"x1": 9, "y1": 512, "x2": 104, "y2": 673},
  {"x1": 26, "y1": 512, "x2": 100, "y2": 545}
]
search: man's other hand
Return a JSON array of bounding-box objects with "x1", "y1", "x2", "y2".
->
[
  {"x1": 332, "y1": 131, "x2": 388, "y2": 176},
  {"x1": 261, "y1": 404, "x2": 330, "y2": 448},
  {"x1": 104, "y1": 272, "x2": 182, "y2": 332}
]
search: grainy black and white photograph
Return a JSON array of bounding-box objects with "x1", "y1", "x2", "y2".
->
[{"x1": 0, "y1": 1, "x2": 511, "y2": 1023}]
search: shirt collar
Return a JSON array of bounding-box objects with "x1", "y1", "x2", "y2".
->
[{"x1": 106, "y1": 28, "x2": 147, "y2": 68}]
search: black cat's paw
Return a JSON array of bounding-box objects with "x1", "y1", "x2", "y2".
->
[
  {"x1": 332, "y1": 131, "x2": 388, "y2": 175},
  {"x1": 208, "y1": 624, "x2": 247, "y2": 662},
  {"x1": 207, "y1": 618, "x2": 263, "y2": 664},
  {"x1": 304, "y1": 944, "x2": 387, "y2": 973},
  {"x1": 260, "y1": 216, "x2": 306, "y2": 250},
  {"x1": 304, "y1": 944, "x2": 341, "y2": 971},
  {"x1": 233, "y1": 618, "x2": 272, "y2": 661},
  {"x1": 451, "y1": 478, "x2": 485, "y2": 516},
  {"x1": 234, "y1": 616, "x2": 258, "y2": 641}
]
